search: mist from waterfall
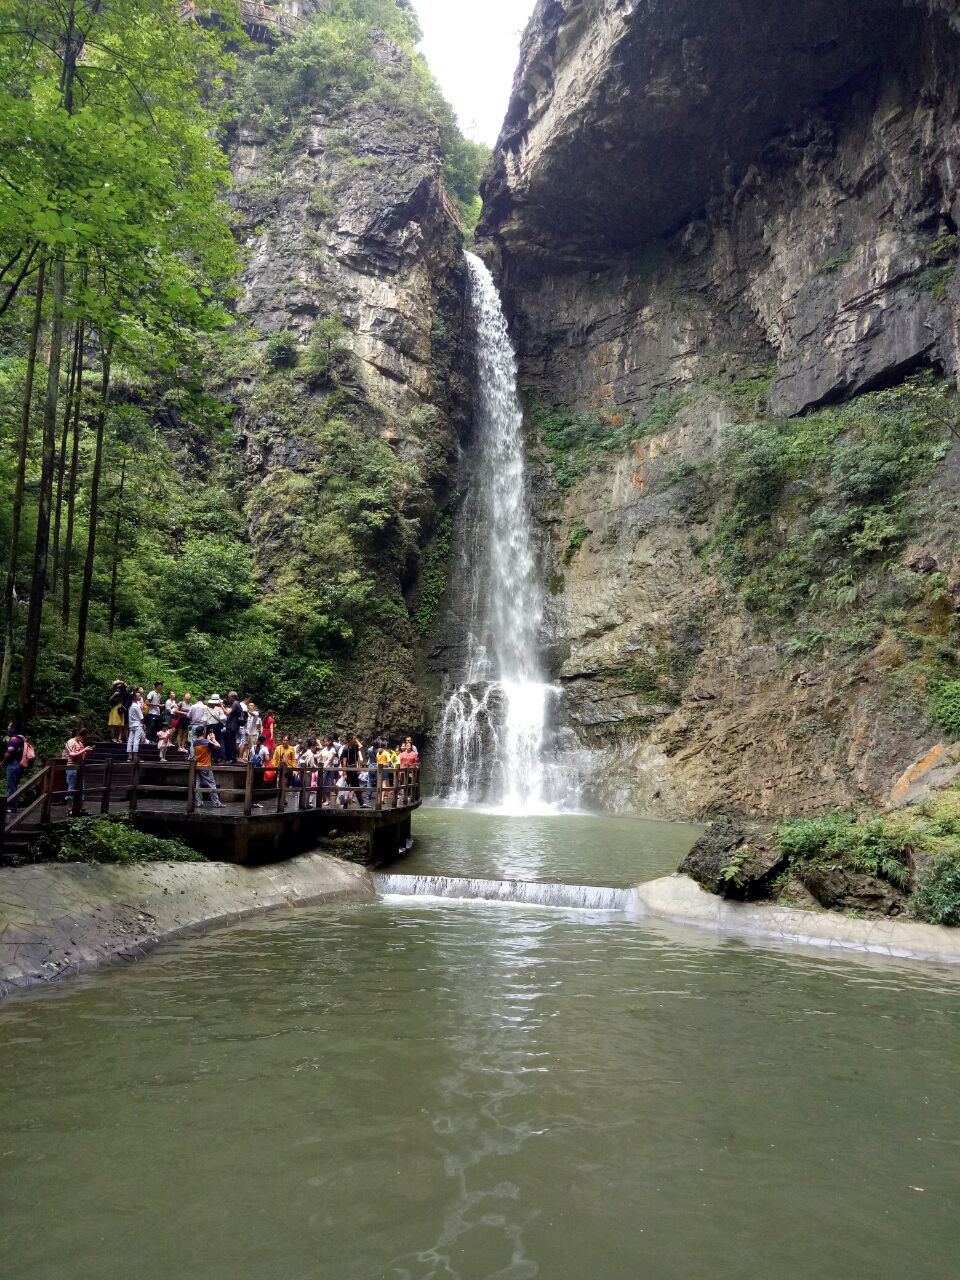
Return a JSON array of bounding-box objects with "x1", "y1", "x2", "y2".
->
[{"x1": 433, "y1": 252, "x2": 559, "y2": 814}]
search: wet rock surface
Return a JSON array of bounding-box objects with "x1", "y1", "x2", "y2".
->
[{"x1": 679, "y1": 820, "x2": 787, "y2": 902}]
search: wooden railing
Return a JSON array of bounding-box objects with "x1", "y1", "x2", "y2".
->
[{"x1": 0, "y1": 758, "x2": 421, "y2": 856}]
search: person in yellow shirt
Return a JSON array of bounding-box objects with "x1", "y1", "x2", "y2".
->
[
  {"x1": 376, "y1": 742, "x2": 399, "y2": 806},
  {"x1": 271, "y1": 736, "x2": 297, "y2": 769}
]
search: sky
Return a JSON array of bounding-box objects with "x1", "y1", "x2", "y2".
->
[{"x1": 412, "y1": 0, "x2": 538, "y2": 145}]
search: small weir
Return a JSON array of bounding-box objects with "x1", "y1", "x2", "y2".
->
[{"x1": 376, "y1": 872, "x2": 637, "y2": 912}]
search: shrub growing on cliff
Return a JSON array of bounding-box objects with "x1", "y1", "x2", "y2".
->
[
  {"x1": 913, "y1": 852, "x2": 960, "y2": 925},
  {"x1": 264, "y1": 329, "x2": 299, "y2": 370},
  {"x1": 31, "y1": 818, "x2": 202, "y2": 866},
  {"x1": 713, "y1": 374, "x2": 953, "y2": 620},
  {"x1": 933, "y1": 681, "x2": 960, "y2": 738}
]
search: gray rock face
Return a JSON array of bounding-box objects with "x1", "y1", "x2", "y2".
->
[
  {"x1": 485, "y1": 1, "x2": 960, "y2": 418},
  {"x1": 478, "y1": 0, "x2": 960, "y2": 817}
]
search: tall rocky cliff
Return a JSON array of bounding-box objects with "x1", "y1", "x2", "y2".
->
[
  {"x1": 478, "y1": 0, "x2": 960, "y2": 818},
  {"x1": 219, "y1": 17, "x2": 469, "y2": 735}
]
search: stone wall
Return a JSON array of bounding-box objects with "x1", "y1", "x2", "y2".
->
[{"x1": 0, "y1": 854, "x2": 374, "y2": 996}]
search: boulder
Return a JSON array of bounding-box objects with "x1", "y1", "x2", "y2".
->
[
  {"x1": 799, "y1": 865, "x2": 908, "y2": 916},
  {"x1": 679, "y1": 819, "x2": 787, "y2": 901}
]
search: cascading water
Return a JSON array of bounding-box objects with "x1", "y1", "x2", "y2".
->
[{"x1": 434, "y1": 253, "x2": 559, "y2": 813}]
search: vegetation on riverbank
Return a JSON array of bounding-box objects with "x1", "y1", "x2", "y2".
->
[
  {"x1": 696, "y1": 786, "x2": 960, "y2": 926},
  {"x1": 28, "y1": 816, "x2": 202, "y2": 866}
]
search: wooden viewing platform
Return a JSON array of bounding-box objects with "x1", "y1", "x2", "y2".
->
[{"x1": 0, "y1": 745, "x2": 420, "y2": 867}]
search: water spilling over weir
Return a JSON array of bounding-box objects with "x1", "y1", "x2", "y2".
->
[
  {"x1": 376, "y1": 873, "x2": 636, "y2": 912},
  {"x1": 434, "y1": 253, "x2": 562, "y2": 813}
]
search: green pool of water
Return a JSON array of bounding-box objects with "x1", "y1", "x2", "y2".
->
[
  {"x1": 2, "y1": 814, "x2": 959, "y2": 1280},
  {"x1": 403, "y1": 806, "x2": 704, "y2": 886}
]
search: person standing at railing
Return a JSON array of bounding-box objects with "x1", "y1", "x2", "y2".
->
[
  {"x1": 271, "y1": 736, "x2": 297, "y2": 793},
  {"x1": 186, "y1": 694, "x2": 207, "y2": 755},
  {"x1": 339, "y1": 733, "x2": 367, "y2": 808},
  {"x1": 299, "y1": 738, "x2": 319, "y2": 807},
  {"x1": 222, "y1": 692, "x2": 243, "y2": 763},
  {"x1": 263, "y1": 709, "x2": 277, "y2": 756},
  {"x1": 145, "y1": 682, "x2": 164, "y2": 743},
  {"x1": 64, "y1": 728, "x2": 94, "y2": 817},
  {"x1": 398, "y1": 740, "x2": 418, "y2": 806},
  {"x1": 108, "y1": 680, "x2": 127, "y2": 744},
  {"x1": 193, "y1": 728, "x2": 223, "y2": 809},
  {"x1": 376, "y1": 740, "x2": 398, "y2": 807},
  {"x1": 243, "y1": 701, "x2": 262, "y2": 762},
  {"x1": 127, "y1": 692, "x2": 146, "y2": 762},
  {"x1": 163, "y1": 690, "x2": 179, "y2": 744},
  {"x1": 175, "y1": 693, "x2": 191, "y2": 752},
  {"x1": 2, "y1": 722, "x2": 29, "y2": 814}
]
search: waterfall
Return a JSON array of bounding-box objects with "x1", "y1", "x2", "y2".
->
[
  {"x1": 434, "y1": 253, "x2": 559, "y2": 814},
  {"x1": 376, "y1": 874, "x2": 635, "y2": 913}
]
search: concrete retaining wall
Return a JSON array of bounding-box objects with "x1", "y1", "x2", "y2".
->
[
  {"x1": 0, "y1": 854, "x2": 375, "y2": 996},
  {"x1": 636, "y1": 874, "x2": 960, "y2": 964}
]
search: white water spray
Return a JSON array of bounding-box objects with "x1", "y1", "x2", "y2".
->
[{"x1": 434, "y1": 254, "x2": 558, "y2": 813}]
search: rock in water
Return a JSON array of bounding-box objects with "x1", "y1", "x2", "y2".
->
[{"x1": 679, "y1": 820, "x2": 787, "y2": 901}]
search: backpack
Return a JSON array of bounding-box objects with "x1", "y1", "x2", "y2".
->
[{"x1": 21, "y1": 740, "x2": 35, "y2": 767}]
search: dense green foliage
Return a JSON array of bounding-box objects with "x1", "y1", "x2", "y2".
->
[
  {"x1": 414, "y1": 513, "x2": 454, "y2": 634},
  {"x1": 30, "y1": 815, "x2": 202, "y2": 865},
  {"x1": 775, "y1": 812, "x2": 914, "y2": 888},
  {"x1": 933, "y1": 680, "x2": 960, "y2": 738},
  {"x1": 1, "y1": 0, "x2": 471, "y2": 755},
  {"x1": 913, "y1": 851, "x2": 960, "y2": 925},
  {"x1": 712, "y1": 375, "x2": 951, "y2": 618},
  {"x1": 0, "y1": 0, "x2": 243, "y2": 750},
  {"x1": 773, "y1": 788, "x2": 960, "y2": 921}
]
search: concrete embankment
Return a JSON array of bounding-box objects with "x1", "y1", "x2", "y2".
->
[
  {"x1": 637, "y1": 874, "x2": 960, "y2": 965},
  {"x1": 0, "y1": 855, "x2": 375, "y2": 996}
]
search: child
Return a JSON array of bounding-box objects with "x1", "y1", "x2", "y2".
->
[
  {"x1": 157, "y1": 725, "x2": 173, "y2": 762},
  {"x1": 335, "y1": 769, "x2": 352, "y2": 808}
]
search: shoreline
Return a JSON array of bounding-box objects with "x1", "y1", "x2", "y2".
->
[
  {"x1": 636, "y1": 874, "x2": 960, "y2": 965},
  {"x1": 0, "y1": 854, "x2": 375, "y2": 997}
]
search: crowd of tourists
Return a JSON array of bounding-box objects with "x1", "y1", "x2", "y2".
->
[
  {"x1": 2, "y1": 681, "x2": 421, "y2": 818},
  {"x1": 104, "y1": 680, "x2": 420, "y2": 812}
]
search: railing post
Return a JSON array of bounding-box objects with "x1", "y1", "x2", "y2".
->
[
  {"x1": 276, "y1": 761, "x2": 287, "y2": 814},
  {"x1": 0, "y1": 795, "x2": 7, "y2": 858},
  {"x1": 376, "y1": 764, "x2": 383, "y2": 811},
  {"x1": 244, "y1": 761, "x2": 254, "y2": 817},
  {"x1": 187, "y1": 759, "x2": 197, "y2": 814},
  {"x1": 129, "y1": 756, "x2": 140, "y2": 813},
  {"x1": 298, "y1": 767, "x2": 308, "y2": 811},
  {"x1": 40, "y1": 764, "x2": 55, "y2": 826},
  {"x1": 100, "y1": 757, "x2": 114, "y2": 814}
]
